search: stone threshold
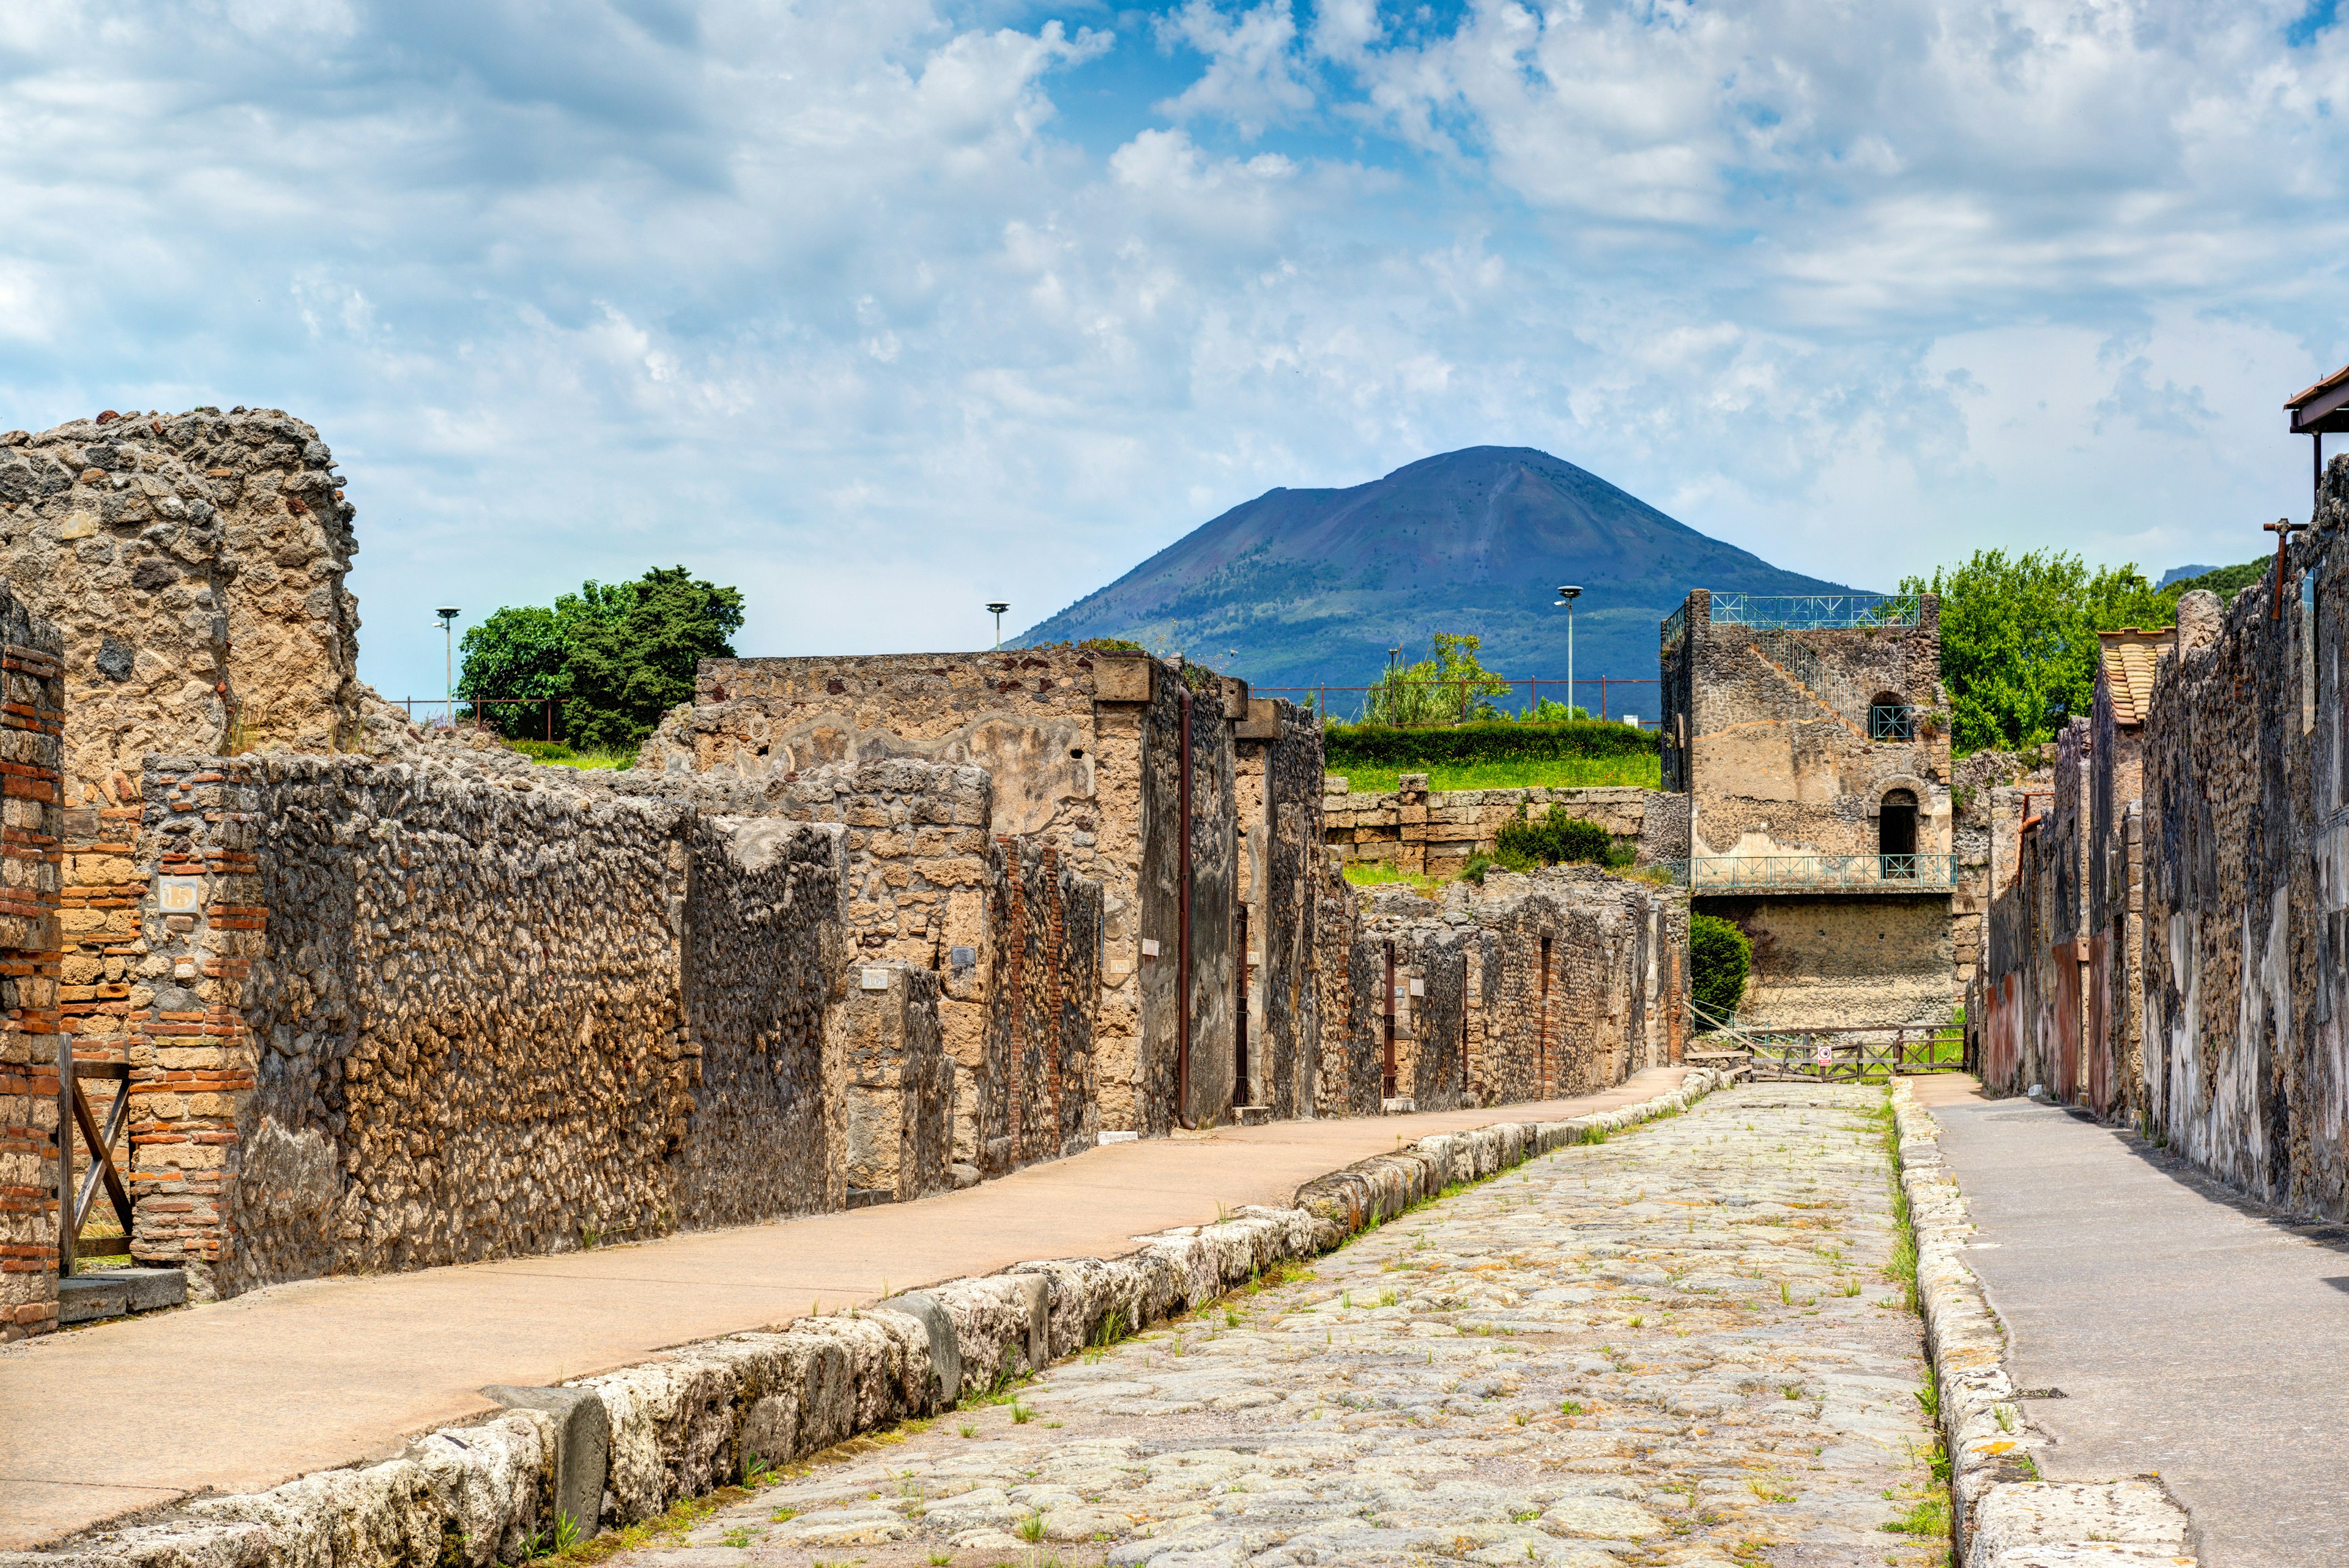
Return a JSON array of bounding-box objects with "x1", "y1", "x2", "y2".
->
[
  {"x1": 1891, "y1": 1080, "x2": 2198, "y2": 1567},
  {"x1": 3, "y1": 1072, "x2": 1728, "y2": 1568}
]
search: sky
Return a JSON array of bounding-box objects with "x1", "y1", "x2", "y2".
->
[{"x1": 4, "y1": 0, "x2": 2347, "y2": 694}]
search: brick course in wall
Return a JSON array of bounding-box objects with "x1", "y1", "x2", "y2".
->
[
  {"x1": 0, "y1": 584, "x2": 63, "y2": 1339},
  {"x1": 1321, "y1": 781, "x2": 1687, "y2": 878}
]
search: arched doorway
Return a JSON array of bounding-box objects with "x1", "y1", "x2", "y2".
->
[{"x1": 1879, "y1": 787, "x2": 1918, "y2": 878}]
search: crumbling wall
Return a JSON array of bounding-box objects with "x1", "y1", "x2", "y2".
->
[
  {"x1": 1702, "y1": 893, "x2": 1956, "y2": 1028},
  {"x1": 2139, "y1": 526, "x2": 2349, "y2": 1215},
  {"x1": 842, "y1": 962, "x2": 952, "y2": 1205},
  {"x1": 0, "y1": 410, "x2": 362, "y2": 1211},
  {"x1": 1351, "y1": 866, "x2": 1679, "y2": 1110},
  {"x1": 0, "y1": 585, "x2": 64, "y2": 1340},
  {"x1": 1315, "y1": 855, "x2": 1371, "y2": 1117},
  {"x1": 131, "y1": 748, "x2": 851, "y2": 1299},
  {"x1": 1321, "y1": 779, "x2": 1674, "y2": 877},
  {"x1": 980, "y1": 839, "x2": 1101, "y2": 1173},
  {"x1": 1258, "y1": 702, "x2": 1324, "y2": 1117}
]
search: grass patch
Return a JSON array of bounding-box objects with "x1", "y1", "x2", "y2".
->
[
  {"x1": 1341, "y1": 861, "x2": 1447, "y2": 896},
  {"x1": 1327, "y1": 754, "x2": 1661, "y2": 794},
  {"x1": 506, "y1": 738, "x2": 637, "y2": 771}
]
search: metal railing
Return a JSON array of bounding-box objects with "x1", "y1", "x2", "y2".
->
[
  {"x1": 1657, "y1": 853, "x2": 1955, "y2": 891},
  {"x1": 1709, "y1": 593, "x2": 1922, "y2": 630},
  {"x1": 1869, "y1": 703, "x2": 1917, "y2": 741}
]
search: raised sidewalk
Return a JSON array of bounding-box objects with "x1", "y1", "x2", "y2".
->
[
  {"x1": 0, "y1": 1069, "x2": 1689, "y2": 1552},
  {"x1": 1915, "y1": 1074, "x2": 2349, "y2": 1567}
]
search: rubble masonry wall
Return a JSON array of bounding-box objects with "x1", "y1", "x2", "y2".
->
[{"x1": 130, "y1": 749, "x2": 852, "y2": 1299}]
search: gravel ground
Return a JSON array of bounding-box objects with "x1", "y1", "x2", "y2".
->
[{"x1": 606, "y1": 1084, "x2": 1944, "y2": 1568}]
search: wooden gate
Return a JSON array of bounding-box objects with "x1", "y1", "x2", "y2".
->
[{"x1": 56, "y1": 1038, "x2": 134, "y2": 1274}]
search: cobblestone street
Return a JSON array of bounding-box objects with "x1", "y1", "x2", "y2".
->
[{"x1": 617, "y1": 1085, "x2": 1943, "y2": 1568}]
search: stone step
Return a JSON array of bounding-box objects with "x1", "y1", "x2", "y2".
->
[
  {"x1": 1233, "y1": 1105, "x2": 1273, "y2": 1127},
  {"x1": 58, "y1": 1267, "x2": 187, "y2": 1325}
]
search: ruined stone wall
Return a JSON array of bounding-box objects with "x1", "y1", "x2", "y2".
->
[
  {"x1": 981, "y1": 839, "x2": 1101, "y2": 1172},
  {"x1": 1676, "y1": 590, "x2": 1952, "y2": 865},
  {"x1": 653, "y1": 651, "x2": 1260, "y2": 1137},
  {"x1": 842, "y1": 962, "x2": 952, "y2": 1205},
  {"x1": 0, "y1": 586, "x2": 63, "y2": 1340},
  {"x1": 1351, "y1": 867, "x2": 1679, "y2": 1112},
  {"x1": 130, "y1": 749, "x2": 850, "y2": 1299},
  {"x1": 1700, "y1": 894, "x2": 1956, "y2": 1028},
  {"x1": 2138, "y1": 526, "x2": 2349, "y2": 1215},
  {"x1": 1321, "y1": 780, "x2": 1685, "y2": 877},
  {"x1": 1258, "y1": 702, "x2": 1325, "y2": 1118},
  {"x1": 1315, "y1": 854, "x2": 1371, "y2": 1118},
  {"x1": 2, "y1": 412, "x2": 361, "y2": 1133}
]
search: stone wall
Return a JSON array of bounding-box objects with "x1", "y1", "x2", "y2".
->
[
  {"x1": 1321, "y1": 779, "x2": 1687, "y2": 877},
  {"x1": 1256, "y1": 702, "x2": 1326, "y2": 1118},
  {"x1": 842, "y1": 962, "x2": 952, "y2": 1205},
  {"x1": 2136, "y1": 543, "x2": 2349, "y2": 1214},
  {"x1": 981, "y1": 839, "x2": 1101, "y2": 1171},
  {"x1": 128, "y1": 748, "x2": 852, "y2": 1299},
  {"x1": 656, "y1": 652, "x2": 1258, "y2": 1137},
  {"x1": 1351, "y1": 867, "x2": 1683, "y2": 1112},
  {"x1": 0, "y1": 585, "x2": 63, "y2": 1340},
  {"x1": 1, "y1": 412, "x2": 361, "y2": 1155}
]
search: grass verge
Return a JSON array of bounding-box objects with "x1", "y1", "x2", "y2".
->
[{"x1": 1327, "y1": 754, "x2": 1661, "y2": 794}]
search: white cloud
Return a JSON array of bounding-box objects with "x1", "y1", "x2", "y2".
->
[{"x1": 0, "y1": 0, "x2": 2343, "y2": 694}]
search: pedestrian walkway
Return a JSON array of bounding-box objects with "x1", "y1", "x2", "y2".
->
[
  {"x1": 606, "y1": 1082, "x2": 1938, "y2": 1568},
  {"x1": 0, "y1": 1071, "x2": 1689, "y2": 1552},
  {"x1": 1914, "y1": 1074, "x2": 2349, "y2": 1568}
]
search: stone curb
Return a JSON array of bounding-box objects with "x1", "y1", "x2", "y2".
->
[
  {"x1": 8, "y1": 1070, "x2": 1724, "y2": 1568},
  {"x1": 1890, "y1": 1080, "x2": 2196, "y2": 1568}
]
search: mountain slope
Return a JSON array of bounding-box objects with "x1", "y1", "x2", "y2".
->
[{"x1": 1020, "y1": 447, "x2": 1864, "y2": 707}]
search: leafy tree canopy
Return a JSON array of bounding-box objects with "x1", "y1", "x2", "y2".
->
[
  {"x1": 1900, "y1": 551, "x2": 2172, "y2": 755},
  {"x1": 458, "y1": 567, "x2": 744, "y2": 753},
  {"x1": 1690, "y1": 913, "x2": 1751, "y2": 1022}
]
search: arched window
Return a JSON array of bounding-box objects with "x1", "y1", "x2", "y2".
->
[
  {"x1": 1869, "y1": 691, "x2": 1915, "y2": 741},
  {"x1": 1880, "y1": 788, "x2": 1918, "y2": 877}
]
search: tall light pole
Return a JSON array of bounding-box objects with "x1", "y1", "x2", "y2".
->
[
  {"x1": 434, "y1": 606, "x2": 461, "y2": 726},
  {"x1": 986, "y1": 601, "x2": 1009, "y2": 650},
  {"x1": 1553, "y1": 586, "x2": 1581, "y2": 717}
]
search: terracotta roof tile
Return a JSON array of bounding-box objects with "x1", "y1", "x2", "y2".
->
[{"x1": 2098, "y1": 628, "x2": 2172, "y2": 727}]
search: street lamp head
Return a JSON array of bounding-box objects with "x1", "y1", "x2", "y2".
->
[
  {"x1": 985, "y1": 601, "x2": 1009, "y2": 615},
  {"x1": 1554, "y1": 585, "x2": 1582, "y2": 605},
  {"x1": 434, "y1": 605, "x2": 461, "y2": 622}
]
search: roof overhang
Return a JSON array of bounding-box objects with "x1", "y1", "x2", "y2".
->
[{"x1": 2288, "y1": 364, "x2": 2349, "y2": 434}]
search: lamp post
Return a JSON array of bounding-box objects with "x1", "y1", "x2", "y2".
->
[
  {"x1": 986, "y1": 601, "x2": 1009, "y2": 650},
  {"x1": 434, "y1": 606, "x2": 461, "y2": 727},
  {"x1": 1553, "y1": 586, "x2": 1581, "y2": 718}
]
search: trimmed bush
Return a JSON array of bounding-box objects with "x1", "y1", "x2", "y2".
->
[
  {"x1": 1323, "y1": 719, "x2": 1659, "y2": 769},
  {"x1": 1494, "y1": 806, "x2": 1623, "y2": 868},
  {"x1": 1690, "y1": 913, "x2": 1752, "y2": 1021}
]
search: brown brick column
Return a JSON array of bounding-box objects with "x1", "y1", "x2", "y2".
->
[
  {"x1": 0, "y1": 598, "x2": 64, "y2": 1340},
  {"x1": 125, "y1": 762, "x2": 261, "y2": 1299}
]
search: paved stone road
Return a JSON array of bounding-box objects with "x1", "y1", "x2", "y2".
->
[{"x1": 618, "y1": 1086, "x2": 1942, "y2": 1567}]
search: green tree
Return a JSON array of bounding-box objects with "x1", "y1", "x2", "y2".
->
[
  {"x1": 1901, "y1": 551, "x2": 2172, "y2": 754},
  {"x1": 458, "y1": 567, "x2": 744, "y2": 752},
  {"x1": 1690, "y1": 913, "x2": 1751, "y2": 1022},
  {"x1": 1360, "y1": 632, "x2": 1512, "y2": 725}
]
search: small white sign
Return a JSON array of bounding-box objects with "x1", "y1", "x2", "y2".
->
[
  {"x1": 157, "y1": 877, "x2": 202, "y2": 915},
  {"x1": 1408, "y1": 978, "x2": 1425, "y2": 997},
  {"x1": 1813, "y1": 1042, "x2": 1833, "y2": 1068},
  {"x1": 860, "y1": 967, "x2": 890, "y2": 991},
  {"x1": 1100, "y1": 1129, "x2": 1140, "y2": 1143},
  {"x1": 1141, "y1": 938, "x2": 1160, "y2": 958},
  {"x1": 1623, "y1": 714, "x2": 1639, "y2": 727}
]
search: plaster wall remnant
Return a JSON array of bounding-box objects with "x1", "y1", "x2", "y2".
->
[
  {"x1": 0, "y1": 583, "x2": 64, "y2": 1341},
  {"x1": 1321, "y1": 779, "x2": 1689, "y2": 878},
  {"x1": 1660, "y1": 588, "x2": 1957, "y2": 1028},
  {"x1": 1975, "y1": 455, "x2": 2349, "y2": 1221}
]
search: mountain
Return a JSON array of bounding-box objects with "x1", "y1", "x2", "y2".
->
[
  {"x1": 2158, "y1": 563, "x2": 2217, "y2": 589},
  {"x1": 1018, "y1": 447, "x2": 1866, "y2": 711}
]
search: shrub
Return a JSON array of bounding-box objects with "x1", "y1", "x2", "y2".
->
[
  {"x1": 1324, "y1": 719, "x2": 1658, "y2": 769},
  {"x1": 1494, "y1": 806, "x2": 1623, "y2": 868},
  {"x1": 1690, "y1": 913, "x2": 1752, "y2": 1020}
]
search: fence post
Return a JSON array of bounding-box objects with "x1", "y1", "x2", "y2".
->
[{"x1": 1601, "y1": 676, "x2": 1608, "y2": 720}]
